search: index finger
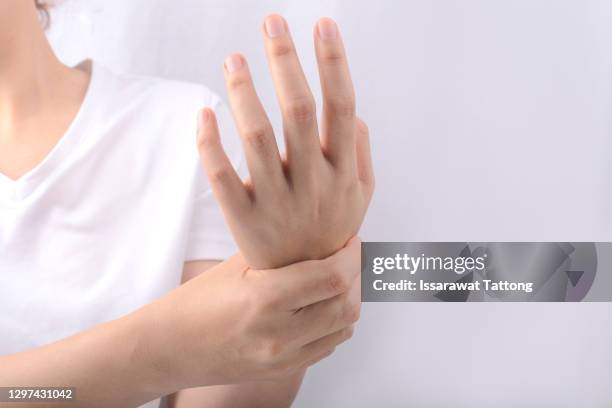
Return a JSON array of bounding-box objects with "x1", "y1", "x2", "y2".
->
[
  {"x1": 263, "y1": 15, "x2": 322, "y2": 171},
  {"x1": 258, "y1": 236, "x2": 362, "y2": 310},
  {"x1": 314, "y1": 18, "x2": 357, "y2": 170}
]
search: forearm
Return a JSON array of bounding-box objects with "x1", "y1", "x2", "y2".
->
[
  {"x1": 171, "y1": 370, "x2": 305, "y2": 408},
  {"x1": 0, "y1": 256, "x2": 254, "y2": 407},
  {"x1": 0, "y1": 243, "x2": 359, "y2": 407},
  {"x1": 0, "y1": 308, "x2": 168, "y2": 407}
]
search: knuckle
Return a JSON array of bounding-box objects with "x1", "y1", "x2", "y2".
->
[
  {"x1": 226, "y1": 76, "x2": 250, "y2": 92},
  {"x1": 243, "y1": 127, "x2": 271, "y2": 151},
  {"x1": 325, "y1": 347, "x2": 337, "y2": 358},
  {"x1": 356, "y1": 118, "x2": 369, "y2": 135},
  {"x1": 283, "y1": 97, "x2": 316, "y2": 124},
  {"x1": 209, "y1": 166, "x2": 233, "y2": 185},
  {"x1": 320, "y1": 48, "x2": 345, "y2": 64},
  {"x1": 197, "y1": 132, "x2": 217, "y2": 149},
  {"x1": 268, "y1": 358, "x2": 294, "y2": 377},
  {"x1": 326, "y1": 261, "x2": 350, "y2": 294},
  {"x1": 352, "y1": 303, "x2": 362, "y2": 323},
  {"x1": 344, "y1": 326, "x2": 355, "y2": 340},
  {"x1": 269, "y1": 41, "x2": 294, "y2": 58},
  {"x1": 327, "y1": 95, "x2": 356, "y2": 118},
  {"x1": 343, "y1": 299, "x2": 361, "y2": 324},
  {"x1": 315, "y1": 347, "x2": 336, "y2": 367}
]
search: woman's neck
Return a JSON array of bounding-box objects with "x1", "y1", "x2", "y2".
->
[
  {"x1": 0, "y1": 5, "x2": 69, "y2": 128},
  {"x1": 0, "y1": 2, "x2": 90, "y2": 179}
]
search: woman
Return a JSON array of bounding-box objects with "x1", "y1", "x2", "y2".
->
[{"x1": 0, "y1": 1, "x2": 374, "y2": 407}]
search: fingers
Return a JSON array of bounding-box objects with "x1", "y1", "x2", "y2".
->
[
  {"x1": 262, "y1": 15, "x2": 322, "y2": 173},
  {"x1": 298, "y1": 326, "x2": 354, "y2": 368},
  {"x1": 223, "y1": 53, "x2": 286, "y2": 196},
  {"x1": 314, "y1": 18, "x2": 357, "y2": 171},
  {"x1": 292, "y1": 271, "x2": 360, "y2": 345},
  {"x1": 197, "y1": 108, "x2": 251, "y2": 213},
  {"x1": 272, "y1": 325, "x2": 354, "y2": 378},
  {"x1": 258, "y1": 236, "x2": 362, "y2": 310},
  {"x1": 300, "y1": 347, "x2": 336, "y2": 370},
  {"x1": 355, "y1": 117, "x2": 375, "y2": 190}
]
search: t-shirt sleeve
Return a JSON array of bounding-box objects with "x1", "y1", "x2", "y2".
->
[{"x1": 184, "y1": 95, "x2": 245, "y2": 261}]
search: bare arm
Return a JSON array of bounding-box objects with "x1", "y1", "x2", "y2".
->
[
  {"x1": 0, "y1": 244, "x2": 360, "y2": 408},
  {"x1": 0, "y1": 294, "x2": 169, "y2": 407},
  {"x1": 0, "y1": 13, "x2": 372, "y2": 407},
  {"x1": 169, "y1": 261, "x2": 305, "y2": 408},
  {"x1": 181, "y1": 14, "x2": 373, "y2": 407},
  {"x1": 169, "y1": 376, "x2": 304, "y2": 408}
]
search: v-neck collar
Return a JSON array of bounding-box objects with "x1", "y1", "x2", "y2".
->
[{"x1": 0, "y1": 60, "x2": 99, "y2": 204}]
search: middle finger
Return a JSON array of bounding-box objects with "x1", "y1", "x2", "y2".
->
[{"x1": 263, "y1": 15, "x2": 322, "y2": 175}]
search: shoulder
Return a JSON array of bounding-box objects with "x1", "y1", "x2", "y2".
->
[
  {"x1": 85, "y1": 61, "x2": 243, "y2": 193},
  {"x1": 89, "y1": 61, "x2": 240, "y2": 156},
  {"x1": 93, "y1": 62, "x2": 222, "y2": 123}
]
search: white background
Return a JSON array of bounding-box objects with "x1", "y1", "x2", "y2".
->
[{"x1": 48, "y1": 1, "x2": 612, "y2": 406}]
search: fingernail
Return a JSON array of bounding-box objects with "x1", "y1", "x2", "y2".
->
[
  {"x1": 199, "y1": 108, "x2": 210, "y2": 128},
  {"x1": 317, "y1": 18, "x2": 337, "y2": 40},
  {"x1": 224, "y1": 54, "x2": 243, "y2": 73},
  {"x1": 264, "y1": 15, "x2": 286, "y2": 38}
]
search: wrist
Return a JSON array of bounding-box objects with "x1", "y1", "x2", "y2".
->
[{"x1": 126, "y1": 254, "x2": 251, "y2": 393}]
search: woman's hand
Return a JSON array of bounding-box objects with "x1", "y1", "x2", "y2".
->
[
  {"x1": 0, "y1": 239, "x2": 360, "y2": 407},
  {"x1": 197, "y1": 15, "x2": 374, "y2": 269},
  {"x1": 143, "y1": 237, "x2": 361, "y2": 390}
]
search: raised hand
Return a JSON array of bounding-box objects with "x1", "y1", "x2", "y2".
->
[{"x1": 197, "y1": 15, "x2": 374, "y2": 269}]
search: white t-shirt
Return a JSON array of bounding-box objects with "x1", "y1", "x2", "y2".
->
[{"x1": 0, "y1": 62, "x2": 243, "y2": 361}]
